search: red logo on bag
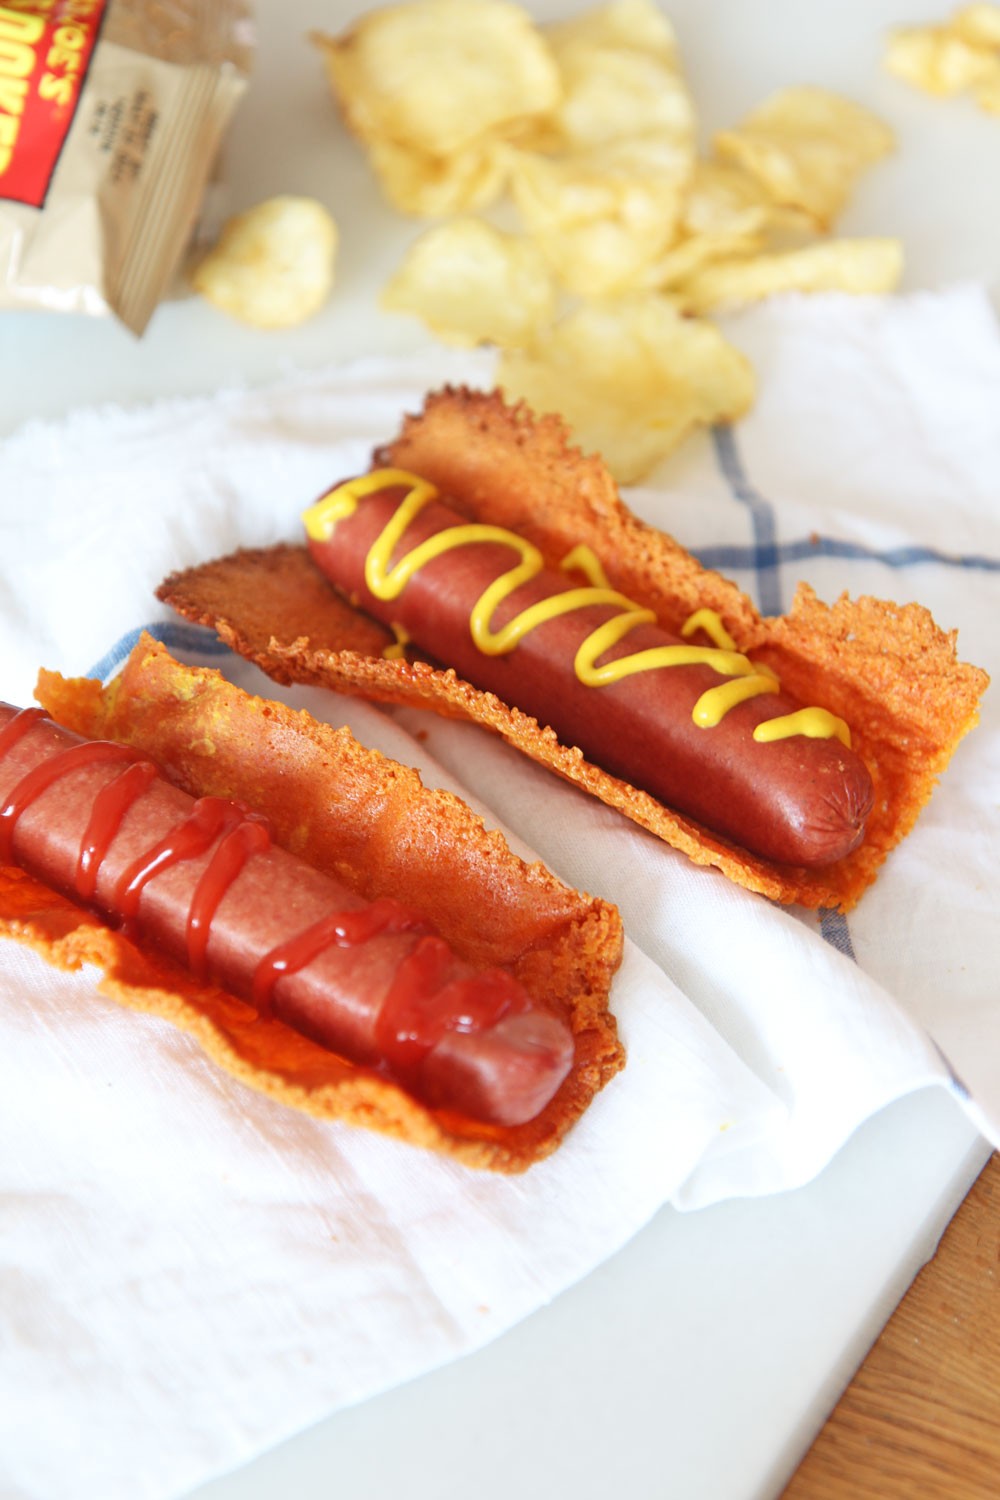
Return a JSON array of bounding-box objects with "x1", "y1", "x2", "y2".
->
[{"x1": 0, "y1": 0, "x2": 107, "y2": 209}]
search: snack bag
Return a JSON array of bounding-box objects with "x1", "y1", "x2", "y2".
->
[{"x1": 0, "y1": 0, "x2": 253, "y2": 333}]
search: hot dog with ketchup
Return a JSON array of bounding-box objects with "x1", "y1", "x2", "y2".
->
[
  {"x1": 303, "y1": 469, "x2": 874, "y2": 870},
  {"x1": 0, "y1": 701, "x2": 574, "y2": 1127},
  {"x1": 2, "y1": 640, "x2": 624, "y2": 1169}
]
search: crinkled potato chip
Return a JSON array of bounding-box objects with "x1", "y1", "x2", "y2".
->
[
  {"x1": 714, "y1": 87, "x2": 895, "y2": 228},
  {"x1": 542, "y1": 0, "x2": 696, "y2": 150},
  {"x1": 192, "y1": 197, "x2": 337, "y2": 328},
  {"x1": 675, "y1": 237, "x2": 904, "y2": 313},
  {"x1": 638, "y1": 158, "x2": 796, "y2": 290},
  {"x1": 312, "y1": 0, "x2": 560, "y2": 159},
  {"x1": 956, "y1": 2, "x2": 1000, "y2": 43},
  {"x1": 547, "y1": 0, "x2": 684, "y2": 57},
  {"x1": 382, "y1": 219, "x2": 556, "y2": 347},
  {"x1": 885, "y1": 3, "x2": 1000, "y2": 112},
  {"x1": 643, "y1": 229, "x2": 767, "y2": 291},
  {"x1": 505, "y1": 135, "x2": 692, "y2": 296},
  {"x1": 545, "y1": 43, "x2": 694, "y2": 149},
  {"x1": 497, "y1": 294, "x2": 755, "y2": 482},
  {"x1": 645, "y1": 151, "x2": 827, "y2": 291},
  {"x1": 680, "y1": 159, "x2": 810, "y2": 239},
  {"x1": 367, "y1": 136, "x2": 509, "y2": 216},
  {"x1": 885, "y1": 27, "x2": 1000, "y2": 100}
]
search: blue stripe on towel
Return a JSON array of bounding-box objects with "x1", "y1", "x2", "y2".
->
[
  {"x1": 928, "y1": 1039, "x2": 972, "y2": 1101},
  {"x1": 713, "y1": 429, "x2": 851, "y2": 959},
  {"x1": 88, "y1": 620, "x2": 230, "y2": 682},
  {"x1": 711, "y1": 427, "x2": 785, "y2": 615},
  {"x1": 710, "y1": 427, "x2": 999, "y2": 961},
  {"x1": 708, "y1": 427, "x2": 1000, "y2": 580},
  {"x1": 819, "y1": 909, "x2": 857, "y2": 959},
  {"x1": 696, "y1": 535, "x2": 1000, "y2": 576}
]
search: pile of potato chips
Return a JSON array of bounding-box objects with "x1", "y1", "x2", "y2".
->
[
  {"x1": 885, "y1": 2, "x2": 1000, "y2": 113},
  {"x1": 314, "y1": 0, "x2": 901, "y2": 482}
]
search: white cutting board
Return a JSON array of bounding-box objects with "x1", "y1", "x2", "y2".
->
[{"x1": 2, "y1": 3, "x2": 995, "y2": 1497}]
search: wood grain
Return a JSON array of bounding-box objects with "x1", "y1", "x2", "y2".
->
[{"x1": 783, "y1": 1152, "x2": 1000, "y2": 1499}]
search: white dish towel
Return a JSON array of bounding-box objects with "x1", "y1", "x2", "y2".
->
[{"x1": 1, "y1": 283, "x2": 998, "y2": 1500}]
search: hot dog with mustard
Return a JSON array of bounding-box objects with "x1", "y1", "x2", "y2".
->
[
  {"x1": 156, "y1": 386, "x2": 988, "y2": 913},
  {"x1": 303, "y1": 468, "x2": 874, "y2": 869}
]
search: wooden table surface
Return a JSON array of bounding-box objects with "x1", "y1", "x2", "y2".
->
[{"x1": 782, "y1": 1152, "x2": 1000, "y2": 1499}]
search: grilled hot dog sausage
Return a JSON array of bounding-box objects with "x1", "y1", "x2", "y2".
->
[
  {"x1": 304, "y1": 471, "x2": 874, "y2": 868},
  {"x1": 0, "y1": 703, "x2": 574, "y2": 1126}
]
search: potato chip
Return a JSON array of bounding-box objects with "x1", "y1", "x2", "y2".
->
[
  {"x1": 382, "y1": 219, "x2": 555, "y2": 347},
  {"x1": 955, "y1": 2, "x2": 1000, "y2": 43},
  {"x1": 191, "y1": 197, "x2": 337, "y2": 328},
  {"x1": 638, "y1": 157, "x2": 814, "y2": 290},
  {"x1": 497, "y1": 294, "x2": 755, "y2": 482},
  {"x1": 367, "y1": 136, "x2": 509, "y2": 216},
  {"x1": 545, "y1": 43, "x2": 695, "y2": 149},
  {"x1": 885, "y1": 4, "x2": 1000, "y2": 112},
  {"x1": 714, "y1": 87, "x2": 895, "y2": 229},
  {"x1": 680, "y1": 159, "x2": 809, "y2": 239},
  {"x1": 311, "y1": 0, "x2": 560, "y2": 159},
  {"x1": 505, "y1": 135, "x2": 692, "y2": 296},
  {"x1": 541, "y1": 0, "x2": 696, "y2": 151},
  {"x1": 885, "y1": 26, "x2": 1000, "y2": 98},
  {"x1": 547, "y1": 0, "x2": 683, "y2": 57},
  {"x1": 643, "y1": 229, "x2": 767, "y2": 291},
  {"x1": 675, "y1": 237, "x2": 904, "y2": 313}
]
